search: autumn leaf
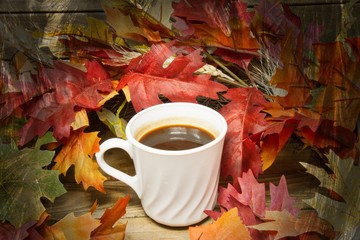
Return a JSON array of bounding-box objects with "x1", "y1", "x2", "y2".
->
[
  {"x1": 300, "y1": 150, "x2": 360, "y2": 239},
  {"x1": 309, "y1": 41, "x2": 360, "y2": 131},
  {"x1": 172, "y1": 0, "x2": 258, "y2": 51},
  {"x1": 102, "y1": 0, "x2": 175, "y2": 43},
  {"x1": 259, "y1": 103, "x2": 357, "y2": 170},
  {"x1": 219, "y1": 87, "x2": 269, "y2": 182},
  {"x1": 206, "y1": 170, "x2": 298, "y2": 239},
  {"x1": 117, "y1": 42, "x2": 228, "y2": 112},
  {"x1": 0, "y1": 221, "x2": 36, "y2": 240},
  {"x1": 97, "y1": 99, "x2": 127, "y2": 139},
  {"x1": 41, "y1": 213, "x2": 101, "y2": 240},
  {"x1": 252, "y1": 0, "x2": 302, "y2": 63},
  {"x1": 248, "y1": 210, "x2": 334, "y2": 240},
  {"x1": 0, "y1": 136, "x2": 66, "y2": 228},
  {"x1": 189, "y1": 208, "x2": 251, "y2": 240},
  {"x1": 24, "y1": 195, "x2": 129, "y2": 240},
  {"x1": 18, "y1": 60, "x2": 113, "y2": 146},
  {"x1": 0, "y1": 53, "x2": 52, "y2": 120},
  {"x1": 52, "y1": 128, "x2": 107, "y2": 193},
  {"x1": 91, "y1": 195, "x2": 130, "y2": 240}
]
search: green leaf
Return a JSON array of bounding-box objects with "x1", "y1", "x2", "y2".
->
[
  {"x1": 97, "y1": 106, "x2": 127, "y2": 139},
  {"x1": 0, "y1": 136, "x2": 66, "y2": 227},
  {"x1": 300, "y1": 151, "x2": 360, "y2": 238}
]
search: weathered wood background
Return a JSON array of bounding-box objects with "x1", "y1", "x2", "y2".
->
[{"x1": 1, "y1": 0, "x2": 359, "y2": 239}]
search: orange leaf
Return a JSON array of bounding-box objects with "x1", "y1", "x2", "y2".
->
[
  {"x1": 43, "y1": 213, "x2": 101, "y2": 240},
  {"x1": 91, "y1": 195, "x2": 130, "y2": 240},
  {"x1": 189, "y1": 208, "x2": 251, "y2": 240},
  {"x1": 52, "y1": 128, "x2": 107, "y2": 192}
]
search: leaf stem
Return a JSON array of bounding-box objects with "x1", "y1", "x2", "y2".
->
[{"x1": 204, "y1": 51, "x2": 249, "y2": 87}]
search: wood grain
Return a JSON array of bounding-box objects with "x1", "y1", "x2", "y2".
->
[{"x1": 42, "y1": 139, "x2": 320, "y2": 239}]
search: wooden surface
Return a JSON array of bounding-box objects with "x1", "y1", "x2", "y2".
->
[
  {"x1": 43, "y1": 136, "x2": 320, "y2": 239},
  {"x1": 1, "y1": 0, "x2": 358, "y2": 238}
]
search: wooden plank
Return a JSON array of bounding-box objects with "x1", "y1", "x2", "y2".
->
[
  {"x1": 1, "y1": 2, "x2": 358, "y2": 39},
  {"x1": 0, "y1": 0, "x2": 103, "y2": 12},
  {"x1": 0, "y1": 0, "x2": 357, "y2": 12}
]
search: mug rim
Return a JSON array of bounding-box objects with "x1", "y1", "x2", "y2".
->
[{"x1": 126, "y1": 102, "x2": 228, "y2": 156}]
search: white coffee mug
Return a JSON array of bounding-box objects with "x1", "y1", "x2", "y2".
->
[{"x1": 95, "y1": 102, "x2": 227, "y2": 226}]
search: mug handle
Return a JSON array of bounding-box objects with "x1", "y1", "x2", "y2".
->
[{"x1": 95, "y1": 138, "x2": 141, "y2": 198}]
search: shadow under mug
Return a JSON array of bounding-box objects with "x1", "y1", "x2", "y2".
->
[{"x1": 95, "y1": 102, "x2": 227, "y2": 227}]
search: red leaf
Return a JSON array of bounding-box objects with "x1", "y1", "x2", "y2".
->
[
  {"x1": 172, "y1": 0, "x2": 258, "y2": 52},
  {"x1": 207, "y1": 170, "x2": 299, "y2": 240},
  {"x1": 268, "y1": 175, "x2": 299, "y2": 216},
  {"x1": 18, "y1": 60, "x2": 113, "y2": 145},
  {"x1": 117, "y1": 42, "x2": 227, "y2": 112},
  {"x1": 219, "y1": 87, "x2": 269, "y2": 182}
]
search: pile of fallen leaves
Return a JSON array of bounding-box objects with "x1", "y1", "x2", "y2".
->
[{"x1": 1, "y1": 0, "x2": 359, "y2": 239}]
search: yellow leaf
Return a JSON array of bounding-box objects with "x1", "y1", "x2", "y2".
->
[
  {"x1": 52, "y1": 129, "x2": 107, "y2": 192},
  {"x1": 71, "y1": 109, "x2": 89, "y2": 130},
  {"x1": 189, "y1": 208, "x2": 251, "y2": 240},
  {"x1": 43, "y1": 213, "x2": 101, "y2": 240}
]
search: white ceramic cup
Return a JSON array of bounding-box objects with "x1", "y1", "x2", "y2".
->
[{"x1": 95, "y1": 102, "x2": 227, "y2": 226}]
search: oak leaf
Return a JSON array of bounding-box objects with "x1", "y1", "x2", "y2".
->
[
  {"x1": 117, "y1": 42, "x2": 228, "y2": 112},
  {"x1": 18, "y1": 60, "x2": 113, "y2": 146},
  {"x1": 0, "y1": 53, "x2": 51, "y2": 120},
  {"x1": 219, "y1": 87, "x2": 269, "y2": 182},
  {"x1": 52, "y1": 128, "x2": 107, "y2": 193},
  {"x1": 206, "y1": 170, "x2": 298, "y2": 239},
  {"x1": 300, "y1": 150, "x2": 360, "y2": 239},
  {"x1": 189, "y1": 208, "x2": 251, "y2": 240},
  {"x1": 0, "y1": 136, "x2": 66, "y2": 228}
]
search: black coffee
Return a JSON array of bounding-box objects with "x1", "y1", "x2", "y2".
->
[{"x1": 139, "y1": 125, "x2": 215, "y2": 150}]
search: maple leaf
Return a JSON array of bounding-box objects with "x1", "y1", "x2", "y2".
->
[
  {"x1": 206, "y1": 170, "x2": 298, "y2": 239},
  {"x1": 18, "y1": 60, "x2": 113, "y2": 146},
  {"x1": 249, "y1": 210, "x2": 334, "y2": 240},
  {"x1": 117, "y1": 42, "x2": 228, "y2": 112},
  {"x1": 0, "y1": 53, "x2": 53, "y2": 120},
  {"x1": 0, "y1": 135, "x2": 66, "y2": 228},
  {"x1": 41, "y1": 213, "x2": 101, "y2": 239},
  {"x1": 91, "y1": 195, "x2": 130, "y2": 240},
  {"x1": 102, "y1": 0, "x2": 175, "y2": 43},
  {"x1": 300, "y1": 150, "x2": 360, "y2": 239},
  {"x1": 189, "y1": 208, "x2": 251, "y2": 240},
  {"x1": 252, "y1": 0, "x2": 302, "y2": 63},
  {"x1": 259, "y1": 103, "x2": 357, "y2": 170},
  {"x1": 52, "y1": 128, "x2": 107, "y2": 193},
  {"x1": 37, "y1": 17, "x2": 127, "y2": 59},
  {"x1": 0, "y1": 221, "x2": 36, "y2": 240},
  {"x1": 309, "y1": 41, "x2": 360, "y2": 131},
  {"x1": 25, "y1": 195, "x2": 129, "y2": 240},
  {"x1": 172, "y1": 0, "x2": 259, "y2": 66},
  {"x1": 219, "y1": 87, "x2": 269, "y2": 182}
]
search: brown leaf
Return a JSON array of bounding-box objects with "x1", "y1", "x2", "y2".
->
[{"x1": 249, "y1": 210, "x2": 334, "y2": 240}]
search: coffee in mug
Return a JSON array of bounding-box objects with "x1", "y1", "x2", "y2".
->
[{"x1": 95, "y1": 102, "x2": 227, "y2": 226}]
